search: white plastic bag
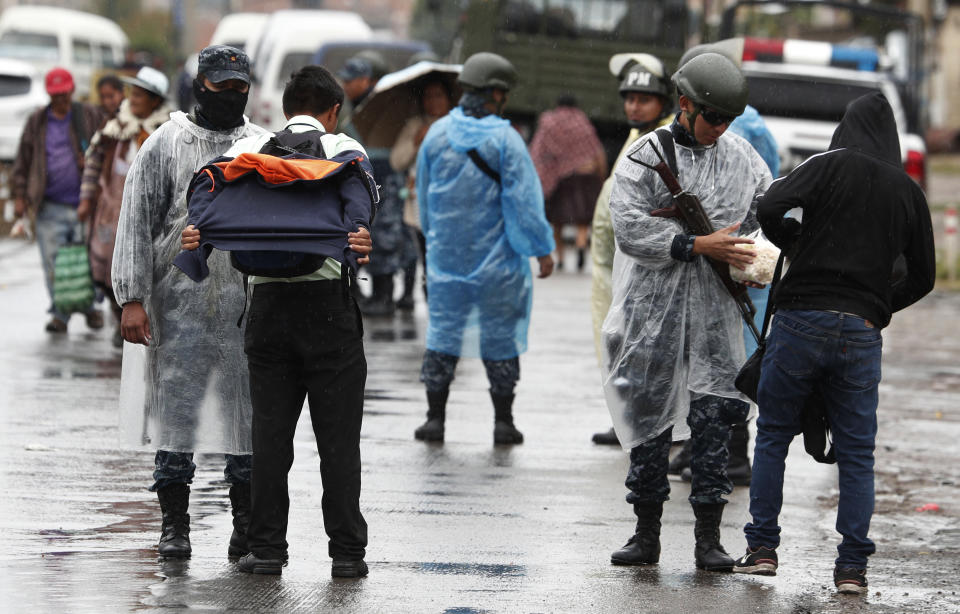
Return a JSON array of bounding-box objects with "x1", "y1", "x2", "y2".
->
[{"x1": 730, "y1": 229, "x2": 780, "y2": 285}]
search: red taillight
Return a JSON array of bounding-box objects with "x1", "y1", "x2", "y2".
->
[
  {"x1": 742, "y1": 37, "x2": 784, "y2": 63},
  {"x1": 904, "y1": 150, "x2": 926, "y2": 190}
]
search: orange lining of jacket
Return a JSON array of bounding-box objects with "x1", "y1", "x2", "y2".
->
[{"x1": 214, "y1": 152, "x2": 354, "y2": 185}]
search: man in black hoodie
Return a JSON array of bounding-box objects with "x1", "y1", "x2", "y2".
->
[{"x1": 732, "y1": 92, "x2": 935, "y2": 594}]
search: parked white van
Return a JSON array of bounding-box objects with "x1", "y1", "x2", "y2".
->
[
  {"x1": 0, "y1": 6, "x2": 128, "y2": 99},
  {"x1": 0, "y1": 57, "x2": 47, "y2": 161},
  {"x1": 209, "y1": 12, "x2": 268, "y2": 52},
  {"x1": 247, "y1": 10, "x2": 372, "y2": 130}
]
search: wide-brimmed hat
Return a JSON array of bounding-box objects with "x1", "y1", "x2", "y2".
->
[{"x1": 121, "y1": 66, "x2": 169, "y2": 99}]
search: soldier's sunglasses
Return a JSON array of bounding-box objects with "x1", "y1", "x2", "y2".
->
[{"x1": 699, "y1": 106, "x2": 736, "y2": 126}]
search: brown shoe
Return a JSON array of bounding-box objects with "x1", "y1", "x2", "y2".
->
[
  {"x1": 45, "y1": 318, "x2": 67, "y2": 333},
  {"x1": 85, "y1": 309, "x2": 104, "y2": 330}
]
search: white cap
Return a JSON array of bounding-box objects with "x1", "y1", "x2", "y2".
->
[{"x1": 121, "y1": 66, "x2": 169, "y2": 99}]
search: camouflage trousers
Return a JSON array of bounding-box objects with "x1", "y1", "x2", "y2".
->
[
  {"x1": 625, "y1": 394, "x2": 749, "y2": 506},
  {"x1": 420, "y1": 349, "x2": 519, "y2": 397}
]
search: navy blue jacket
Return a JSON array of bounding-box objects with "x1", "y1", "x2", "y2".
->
[{"x1": 174, "y1": 149, "x2": 376, "y2": 282}]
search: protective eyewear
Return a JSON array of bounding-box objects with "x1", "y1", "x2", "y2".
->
[{"x1": 699, "y1": 106, "x2": 736, "y2": 126}]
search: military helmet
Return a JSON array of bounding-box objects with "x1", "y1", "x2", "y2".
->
[
  {"x1": 355, "y1": 49, "x2": 389, "y2": 80},
  {"x1": 672, "y1": 52, "x2": 748, "y2": 117},
  {"x1": 458, "y1": 52, "x2": 517, "y2": 92},
  {"x1": 609, "y1": 52, "x2": 666, "y2": 80},
  {"x1": 678, "y1": 40, "x2": 743, "y2": 69},
  {"x1": 619, "y1": 62, "x2": 671, "y2": 98}
]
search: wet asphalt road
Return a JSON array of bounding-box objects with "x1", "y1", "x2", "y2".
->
[{"x1": 0, "y1": 237, "x2": 958, "y2": 614}]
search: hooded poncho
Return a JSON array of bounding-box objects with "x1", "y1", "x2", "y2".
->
[
  {"x1": 601, "y1": 122, "x2": 771, "y2": 450},
  {"x1": 416, "y1": 106, "x2": 554, "y2": 360},
  {"x1": 112, "y1": 111, "x2": 267, "y2": 454},
  {"x1": 757, "y1": 92, "x2": 935, "y2": 328}
]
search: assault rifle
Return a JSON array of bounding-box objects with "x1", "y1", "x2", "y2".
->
[{"x1": 627, "y1": 135, "x2": 761, "y2": 345}]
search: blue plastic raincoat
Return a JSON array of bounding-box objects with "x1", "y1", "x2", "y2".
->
[{"x1": 416, "y1": 107, "x2": 555, "y2": 360}]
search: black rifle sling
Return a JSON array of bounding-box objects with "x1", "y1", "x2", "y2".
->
[
  {"x1": 654, "y1": 127, "x2": 679, "y2": 179},
  {"x1": 467, "y1": 149, "x2": 501, "y2": 185}
]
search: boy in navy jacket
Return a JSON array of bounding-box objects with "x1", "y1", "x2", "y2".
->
[{"x1": 181, "y1": 66, "x2": 374, "y2": 578}]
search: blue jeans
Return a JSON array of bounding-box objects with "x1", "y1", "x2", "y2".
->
[
  {"x1": 35, "y1": 200, "x2": 93, "y2": 322},
  {"x1": 150, "y1": 450, "x2": 252, "y2": 492},
  {"x1": 744, "y1": 309, "x2": 881, "y2": 568}
]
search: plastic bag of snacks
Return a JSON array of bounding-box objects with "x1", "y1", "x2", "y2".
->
[{"x1": 730, "y1": 229, "x2": 780, "y2": 285}]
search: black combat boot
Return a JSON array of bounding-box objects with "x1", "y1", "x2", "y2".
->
[
  {"x1": 591, "y1": 427, "x2": 620, "y2": 445},
  {"x1": 726, "y1": 422, "x2": 752, "y2": 486},
  {"x1": 397, "y1": 264, "x2": 416, "y2": 311},
  {"x1": 491, "y1": 391, "x2": 523, "y2": 444},
  {"x1": 610, "y1": 502, "x2": 663, "y2": 565},
  {"x1": 414, "y1": 388, "x2": 448, "y2": 442},
  {"x1": 361, "y1": 275, "x2": 395, "y2": 316},
  {"x1": 692, "y1": 502, "x2": 734, "y2": 572},
  {"x1": 668, "y1": 440, "x2": 692, "y2": 475},
  {"x1": 157, "y1": 483, "x2": 191, "y2": 558},
  {"x1": 228, "y1": 482, "x2": 251, "y2": 558}
]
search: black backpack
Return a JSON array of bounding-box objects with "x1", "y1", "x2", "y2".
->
[{"x1": 229, "y1": 127, "x2": 332, "y2": 277}]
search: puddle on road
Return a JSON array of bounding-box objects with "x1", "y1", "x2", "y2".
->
[{"x1": 416, "y1": 562, "x2": 526, "y2": 577}]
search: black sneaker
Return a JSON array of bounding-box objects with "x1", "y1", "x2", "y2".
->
[
  {"x1": 237, "y1": 552, "x2": 286, "y2": 575},
  {"x1": 834, "y1": 566, "x2": 867, "y2": 594},
  {"x1": 332, "y1": 559, "x2": 368, "y2": 578},
  {"x1": 733, "y1": 546, "x2": 778, "y2": 576}
]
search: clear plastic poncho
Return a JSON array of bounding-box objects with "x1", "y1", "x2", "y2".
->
[
  {"x1": 416, "y1": 107, "x2": 555, "y2": 360},
  {"x1": 112, "y1": 111, "x2": 267, "y2": 454},
  {"x1": 601, "y1": 128, "x2": 772, "y2": 450},
  {"x1": 728, "y1": 104, "x2": 781, "y2": 355}
]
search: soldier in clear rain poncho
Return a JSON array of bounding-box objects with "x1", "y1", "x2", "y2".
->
[
  {"x1": 603, "y1": 53, "x2": 772, "y2": 571},
  {"x1": 112, "y1": 45, "x2": 267, "y2": 559},
  {"x1": 666, "y1": 42, "x2": 783, "y2": 485},
  {"x1": 412, "y1": 52, "x2": 555, "y2": 445}
]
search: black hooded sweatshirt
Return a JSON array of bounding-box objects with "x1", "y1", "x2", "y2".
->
[{"x1": 757, "y1": 92, "x2": 935, "y2": 328}]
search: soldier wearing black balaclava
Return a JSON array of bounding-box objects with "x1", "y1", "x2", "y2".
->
[{"x1": 112, "y1": 44, "x2": 268, "y2": 561}]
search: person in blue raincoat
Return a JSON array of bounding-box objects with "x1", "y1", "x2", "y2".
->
[{"x1": 413, "y1": 52, "x2": 555, "y2": 445}]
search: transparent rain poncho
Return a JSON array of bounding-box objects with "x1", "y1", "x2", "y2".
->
[
  {"x1": 416, "y1": 107, "x2": 555, "y2": 360},
  {"x1": 112, "y1": 111, "x2": 267, "y2": 454},
  {"x1": 601, "y1": 128, "x2": 772, "y2": 450},
  {"x1": 591, "y1": 118, "x2": 672, "y2": 363}
]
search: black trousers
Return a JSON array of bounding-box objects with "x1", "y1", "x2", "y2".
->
[{"x1": 243, "y1": 279, "x2": 368, "y2": 560}]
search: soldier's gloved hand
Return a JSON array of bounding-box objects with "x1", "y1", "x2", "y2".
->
[
  {"x1": 181, "y1": 225, "x2": 201, "y2": 251},
  {"x1": 348, "y1": 226, "x2": 372, "y2": 266},
  {"x1": 692, "y1": 223, "x2": 755, "y2": 270}
]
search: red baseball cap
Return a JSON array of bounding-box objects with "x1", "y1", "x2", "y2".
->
[{"x1": 45, "y1": 67, "x2": 74, "y2": 95}]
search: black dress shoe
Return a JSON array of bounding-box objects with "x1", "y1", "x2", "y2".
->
[
  {"x1": 237, "y1": 552, "x2": 285, "y2": 575},
  {"x1": 332, "y1": 559, "x2": 368, "y2": 578}
]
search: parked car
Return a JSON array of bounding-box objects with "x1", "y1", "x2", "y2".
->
[
  {"x1": 247, "y1": 10, "x2": 372, "y2": 130},
  {"x1": 727, "y1": 37, "x2": 927, "y2": 188},
  {"x1": 0, "y1": 6, "x2": 128, "y2": 99},
  {"x1": 0, "y1": 58, "x2": 48, "y2": 162}
]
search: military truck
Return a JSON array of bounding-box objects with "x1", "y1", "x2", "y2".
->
[{"x1": 411, "y1": 0, "x2": 690, "y2": 149}]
